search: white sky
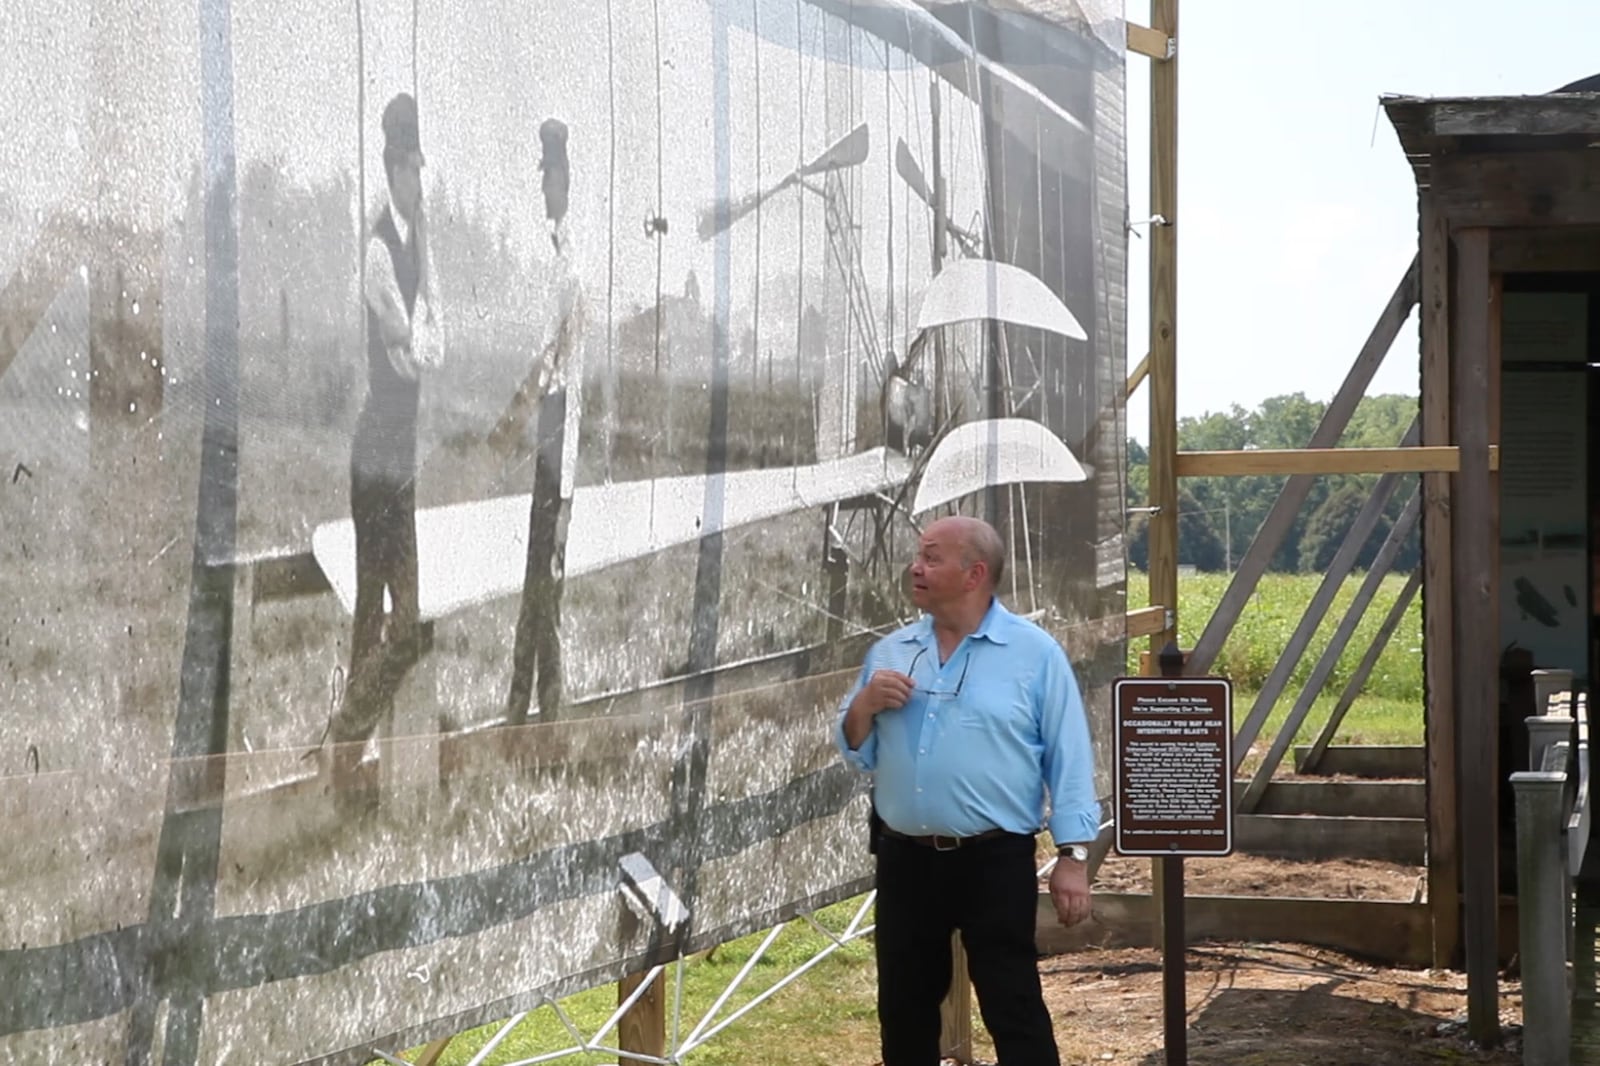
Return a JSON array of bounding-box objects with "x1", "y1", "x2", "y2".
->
[{"x1": 1122, "y1": 0, "x2": 1600, "y2": 444}]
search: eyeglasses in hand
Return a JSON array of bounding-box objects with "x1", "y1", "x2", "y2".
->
[{"x1": 906, "y1": 645, "x2": 972, "y2": 700}]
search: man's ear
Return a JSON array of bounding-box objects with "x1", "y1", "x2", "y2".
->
[{"x1": 965, "y1": 561, "x2": 988, "y2": 592}]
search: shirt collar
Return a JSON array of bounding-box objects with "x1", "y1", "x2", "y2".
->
[
  {"x1": 893, "y1": 597, "x2": 1014, "y2": 647},
  {"x1": 972, "y1": 597, "x2": 1014, "y2": 645}
]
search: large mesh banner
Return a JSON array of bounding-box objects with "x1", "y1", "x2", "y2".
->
[{"x1": 0, "y1": 0, "x2": 1127, "y2": 1061}]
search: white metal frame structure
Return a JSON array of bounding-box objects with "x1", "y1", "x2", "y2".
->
[{"x1": 368, "y1": 891, "x2": 880, "y2": 1066}]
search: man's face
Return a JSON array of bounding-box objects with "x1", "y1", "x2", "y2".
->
[
  {"x1": 908, "y1": 522, "x2": 976, "y2": 612},
  {"x1": 390, "y1": 150, "x2": 424, "y2": 222}
]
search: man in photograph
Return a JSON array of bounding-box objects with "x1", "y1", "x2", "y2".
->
[
  {"x1": 491, "y1": 116, "x2": 586, "y2": 725},
  {"x1": 331, "y1": 90, "x2": 444, "y2": 768}
]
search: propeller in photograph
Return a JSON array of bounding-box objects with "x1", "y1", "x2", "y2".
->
[{"x1": 697, "y1": 123, "x2": 870, "y2": 241}]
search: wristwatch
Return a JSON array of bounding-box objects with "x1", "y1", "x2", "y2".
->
[{"x1": 1056, "y1": 843, "x2": 1090, "y2": 863}]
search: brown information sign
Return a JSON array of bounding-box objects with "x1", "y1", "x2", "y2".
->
[{"x1": 1113, "y1": 677, "x2": 1234, "y2": 857}]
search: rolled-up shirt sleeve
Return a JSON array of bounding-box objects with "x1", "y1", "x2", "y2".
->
[
  {"x1": 1037, "y1": 645, "x2": 1100, "y2": 844},
  {"x1": 833, "y1": 658, "x2": 878, "y2": 772}
]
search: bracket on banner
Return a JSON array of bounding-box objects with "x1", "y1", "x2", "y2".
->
[{"x1": 619, "y1": 852, "x2": 690, "y2": 934}]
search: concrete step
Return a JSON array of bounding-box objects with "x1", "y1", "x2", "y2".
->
[
  {"x1": 1237, "y1": 779, "x2": 1425, "y2": 819},
  {"x1": 1293, "y1": 744, "x2": 1426, "y2": 779},
  {"x1": 1234, "y1": 814, "x2": 1425, "y2": 865}
]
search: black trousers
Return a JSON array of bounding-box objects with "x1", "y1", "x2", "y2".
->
[
  {"x1": 507, "y1": 389, "x2": 570, "y2": 724},
  {"x1": 334, "y1": 466, "x2": 420, "y2": 747},
  {"x1": 875, "y1": 832, "x2": 1059, "y2": 1066}
]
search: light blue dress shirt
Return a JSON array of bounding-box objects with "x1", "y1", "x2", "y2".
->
[{"x1": 833, "y1": 598, "x2": 1100, "y2": 845}]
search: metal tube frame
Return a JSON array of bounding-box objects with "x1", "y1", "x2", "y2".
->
[{"x1": 369, "y1": 891, "x2": 880, "y2": 1065}]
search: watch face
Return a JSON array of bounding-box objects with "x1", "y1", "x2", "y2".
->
[{"x1": 1061, "y1": 845, "x2": 1088, "y2": 862}]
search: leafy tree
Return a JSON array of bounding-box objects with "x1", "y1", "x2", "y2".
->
[{"x1": 1127, "y1": 392, "x2": 1423, "y2": 575}]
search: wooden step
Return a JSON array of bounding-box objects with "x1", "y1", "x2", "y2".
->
[
  {"x1": 1234, "y1": 814, "x2": 1425, "y2": 865},
  {"x1": 1037, "y1": 893, "x2": 1520, "y2": 967},
  {"x1": 1293, "y1": 744, "x2": 1426, "y2": 779},
  {"x1": 1237, "y1": 779, "x2": 1425, "y2": 819}
]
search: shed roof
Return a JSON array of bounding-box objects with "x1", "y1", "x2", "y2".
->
[{"x1": 1383, "y1": 92, "x2": 1600, "y2": 188}]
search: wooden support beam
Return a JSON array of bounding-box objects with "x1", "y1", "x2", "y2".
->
[
  {"x1": 1186, "y1": 256, "x2": 1419, "y2": 677},
  {"x1": 1227, "y1": 420, "x2": 1418, "y2": 772},
  {"x1": 1423, "y1": 96, "x2": 1600, "y2": 139},
  {"x1": 1146, "y1": 0, "x2": 1179, "y2": 658},
  {"x1": 619, "y1": 970, "x2": 666, "y2": 1066},
  {"x1": 1035, "y1": 893, "x2": 1520, "y2": 970},
  {"x1": 1452, "y1": 226, "x2": 1500, "y2": 1047},
  {"x1": 1302, "y1": 568, "x2": 1423, "y2": 774},
  {"x1": 1233, "y1": 814, "x2": 1425, "y2": 866},
  {"x1": 1126, "y1": 350, "x2": 1150, "y2": 399},
  {"x1": 413, "y1": 1036, "x2": 454, "y2": 1066},
  {"x1": 1295, "y1": 744, "x2": 1426, "y2": 779},
  {"x1": 1124, "y1": 605, "x2": 1169, "y2": 640},
  {"x1": 1174, "y1": 444, "x2": 1496, "y2": 477},
  {"x1": 1146, "y1": 0, "x2": 1181, "y2": 968},
  {"x1": 1431, "y1": 150, "x2": 1600, "y2": 229},
  {"x1": 1126, "y1": 21, "x2": 1173, "y2": 60},
  {"x1": 1491, "y1": 226, "x2": 1600, "y2": 274},
  {"x1": 1243, "y1": 779, "x2": 1425, "y2": 818},
  {"x1": 1237, "y1": 491, "x2": 1421, "y2": 813},
  {"x1": 1419, "y1": 194, "x2": 1460, "y2": 972}
]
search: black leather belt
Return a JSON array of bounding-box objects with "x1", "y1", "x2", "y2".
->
[{"x1": 878, "y1": 825, "x2": 1018, "y2": 851}]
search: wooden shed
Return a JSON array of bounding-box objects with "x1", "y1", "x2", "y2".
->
[{"x1": 1383, "y1": 81, "x2": 1600, "y2": 1043}]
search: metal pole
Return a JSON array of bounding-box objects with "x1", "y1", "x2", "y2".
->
[
  {"x1": 1158, "y1": 641, "x2": 1187, "y2": 1065},
  {"x1": 1147, "y1": 6, "x2": 1182, "y2": 1063},
  {"x1": 1511, "y1": 771, "x2": 1571, "y2": 1066}
]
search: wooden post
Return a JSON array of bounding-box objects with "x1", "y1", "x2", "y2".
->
[
  {"x1": 1146, "y1": 0, "x2": 1178, "y2": 656},
  {"x1": 618, "y1": 970, "x2": 667, "y2": 1066},
  {"x1": 1146, "y1": 0, "x2": 1180, "y2": 979},
  {"x1": 939, "y1": 937, "x2": 973, "y2": 1064},
  {"x1": 412, "y1": 1035, "x2": 454, "y2": 1066},
  {"x1": 1452, "y1": 226, "x2": 1500, "y2": 1047},
  {"x1": 1419, "y1": 194, "x2": 1461, "y2": 971}
]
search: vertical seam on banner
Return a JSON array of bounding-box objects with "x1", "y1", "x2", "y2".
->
[
  {"x1": 125, "y1": 0, "x2": 240, "y2": 1061},
  {"x1": 670, "y1": 0, "x2": 735, "y2": 963}
]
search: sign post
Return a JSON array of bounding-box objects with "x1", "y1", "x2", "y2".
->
[{"x1": 1114, "y1": 644, "x2": 1233, "y2": 1065}]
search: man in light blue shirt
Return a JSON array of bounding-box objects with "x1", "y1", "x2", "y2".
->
[{"x1": 835, "y1": 515, "x2": 1097, "y2": 1066}]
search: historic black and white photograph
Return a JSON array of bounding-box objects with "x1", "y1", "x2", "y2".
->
[{"x1": 0, "y1": 0, "x2": 1127, "y2": 1061}]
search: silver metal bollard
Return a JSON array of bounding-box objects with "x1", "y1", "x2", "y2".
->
[
  {"x1": 1513, "y1": 770, "x2": 1572, "y2": 1066},
  {"x1": 1532, "y1": 669, "x2": 1576, "y2": 715},
  {"x1": 1528, "y1": 717, "x2": 1576, "y2": 774}
]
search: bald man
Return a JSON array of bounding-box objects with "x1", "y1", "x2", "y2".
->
[{"x1": 835, "y1": 515, "x2": 1098, "y2": 1066}]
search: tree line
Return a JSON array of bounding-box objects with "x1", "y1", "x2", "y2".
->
[{"x1": 1126, "y1": 392, "x2": 1421, "y2": 574}]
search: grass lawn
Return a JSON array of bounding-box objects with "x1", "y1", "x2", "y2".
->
[{"x1": 389, "y1": 899, "x2": 889, "y2": 1066}]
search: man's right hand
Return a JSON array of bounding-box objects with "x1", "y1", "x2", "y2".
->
[{"x1": 842, "y1": 670, "x2": 914, "y2": 749}]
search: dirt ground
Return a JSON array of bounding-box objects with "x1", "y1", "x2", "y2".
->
[
  {"x1": 1089, "y1": 850, "x2": 1428, "y2": 901},
  {"x1": 1032, "y1": 943, "x2": 1521, "y2": 1066},
  {"x1": 955, "y1": 853, "x2": 1522, "y2": 1065}
]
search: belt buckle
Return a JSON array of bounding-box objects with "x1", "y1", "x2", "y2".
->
[{"x1": 932, "y1": 834, "x2": 960, "y2": 852}]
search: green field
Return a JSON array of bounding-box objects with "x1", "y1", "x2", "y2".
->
[
  {"x1": 387, "y1": 571, "x2": 1423, "y2": 1066},
  {"x1": 1128, "y1": 570, "x2": 1424, "y2": 761}
]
